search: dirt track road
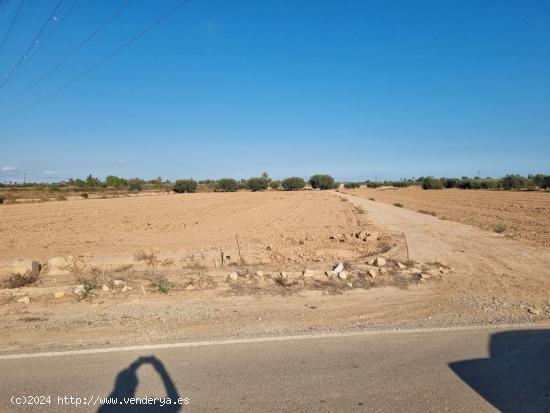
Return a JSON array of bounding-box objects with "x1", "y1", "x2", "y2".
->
[{"x1": 340, "y1": 193, "x2": 550, "y2": 307}]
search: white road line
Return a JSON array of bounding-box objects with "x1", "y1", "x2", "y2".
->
[{"x1": 0, "y1": 323, "x2": 540, "y2": 361}]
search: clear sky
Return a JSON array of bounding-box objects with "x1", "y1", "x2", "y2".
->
[{"x1": 0, "y1": 0, "x2": 549, "y2": 183}]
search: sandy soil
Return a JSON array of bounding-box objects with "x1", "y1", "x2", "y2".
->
[
  {"x1": 1, "y1": 191, "x2": 549, "y2": 354},
  {"x1": 0, "y1": 191, "x2": 382, "y2": 268},
  {"x1": 341, "y1": 187, "x2": 550, "y2": 246}
]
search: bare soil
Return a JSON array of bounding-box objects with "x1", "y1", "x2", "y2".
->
[
  {"x1": 0, "y1": 191, "x2": 384, "y2": 267},
  {"x1": 341, "y1": 186, "x2": 550, "y2": 246},
  {"x1": 1, "y1": 190, "x2": 549, "y2": 355}
]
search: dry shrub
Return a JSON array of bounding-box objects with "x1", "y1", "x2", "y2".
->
[
  {"x1": 135, "y1": 250, "x2": 158, "y2": 267},
  {"x1": 56, "y1": 194, "x2": 67, "y2": 201},
  {"x1": 60, "y1": 256, "x2": 88, "y2": 273},
  {"x1": 418, "y1": 210, "x2": 437, "y2": 216},
  {"x1": 2, "y1": 273, "x2": 39, "y2": 288}
]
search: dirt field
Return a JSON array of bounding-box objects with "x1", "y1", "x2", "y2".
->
[
  {"x1": 1, "y1": 190, "x2": 549, "y2": 355},
  {"x1": 341, "y1": 186, "x2": 550, "y2": 246},
  {"x1": 0, "y1": 191, "x2": 388, "y2": 268}
]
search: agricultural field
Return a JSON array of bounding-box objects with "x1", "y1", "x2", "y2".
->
[
  {"x1": 341, "y1": 186, "x2": 550, "y2": 246},
  {"x1": 0, "y1": 191, "x2": 387, "y2": 267}
]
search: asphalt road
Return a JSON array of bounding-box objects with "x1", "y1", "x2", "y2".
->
[{"x1": 1, "y1": 326, "x2": 548, "y2": 412}]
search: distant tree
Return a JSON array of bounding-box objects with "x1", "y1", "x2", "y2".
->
[
  {"x1": 543, "y1": 175, "x2": 550, "y2": 189},
  {"x1": 309, "y1": 174, "x2": 336, "y2": 190},
  {"x1": 127, "y1": 178, "x2": 144, "y2": 192},
  {"x1": 248, "y1": 176, "x2": 269, "y2": 191},
  {"x1": 216, "y1": 178, "x2": 239, "y2": 192},
  {"x1": 344, "y1": 182, "x2": 361, "y2": 189},
  {"x1": 443, "y1": 178, "x2": 459, "y2": 188},
  {"x1": 282, "y1": 177, "x2": 306, "y2": 191},
  {"x1": 85, "y1": 174, "x2": 102, "y2": 187},
  {"x1": 269, "y1": 180, "x2": 281, "y2": 190},
  {"x1": 500, "y1": 174, "x2": 525, "y2": 190},
  {"x1": 173, "y1": 179, "x2": 197, "y2": 193},
  {"x1": 421, "y1": 177, "x2": 444, "y2": 190},
  {"x1": 106, "y1": 175, "x2": 127, "y2": 188}
]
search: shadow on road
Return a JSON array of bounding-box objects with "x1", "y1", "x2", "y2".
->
[
  {"x1": 449, "y1": 329, "x2": 550, "y2": 413},
  {"x1": 98, "y1": 356, "x2": 182, "y2": 412}
]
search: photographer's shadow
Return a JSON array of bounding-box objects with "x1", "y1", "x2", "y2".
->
[
  {"x1": 98, "y1": 356, "x2": 182, "y2": 413},
  {"x1": 449, "y1": 329, "x2": 550, "y2": 413}
]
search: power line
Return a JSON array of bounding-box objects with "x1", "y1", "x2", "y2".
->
[
  {"x1": 15, "y1": 0, "x2": 79, "y2": 74},
  {"x1": 8, "y1": 0, "x2": 188, "y2": 116},
  {"x1": 0, "y1": 0, "x2": 64, "y2": 90},
  {"x1": 0, "y1": 0, "x2": 25, "y2": 57},
  {"x1": 1, "y1": 0, "x2": 127, "y2": 104}
]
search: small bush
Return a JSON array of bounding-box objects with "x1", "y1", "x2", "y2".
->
[
  {"x1": 493, "y1": 223, "x2": 506, "y2": 233},
  {"x1": 309, "y1": 174, "x2": 336, "y2": 190},
  {"x1": 282, "y1": 177, "x2": 306, "y2": 191},
  {"x1": 418, "y1": 210, "x2": 437, "y2": 216},
  {"x1": 216, "y1": 178, "x2": 239, "y2": 192},
  {"x1": 151, "y1": 275, "x2": 173, "y2": 294},
  {"x1": 269, "y1": 180, "x2": 281, "y2": 190},
  {"x1": 0, "y1": 195, "x2": 4, "y2": 204},
  {"x1": 128, "y1": 178, "x2": 144, "y2": 192},
  {"x1": 80, "y1": 193, "x2": 88, "y2": 199},
  {"x1": 135, "y1": 250, "x2": 158, "y2": 267},
  {"x1": 393, "y1": 202, "x2": 404, "y2": 208},
  {"x1": 366, "y1": 181, "x2": 382, "y2": 188},
  {"x1": 76, "y1": 277, "x2": 98, "y2": 300},
  {"x1": 56, "y1": 194, "x2": 67, "y2": 201},
  {"x1": 173, "y1": 179, "x2": 197, "y2": 193},
  {"x1": 2, "y1": 273, "x2": 39, "y2": 288},
  {"x1": 247, "y1": 177, "x2": 269, "y2": 192},
  {"x1": 344, "y1": 182, "x2": 361, "y2": 189},
  {"x1": 421, "y1": 177, "x2": 444, "y2": 190}
]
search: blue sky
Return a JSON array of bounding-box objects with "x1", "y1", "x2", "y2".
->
[{"x1": 0, "y1": 0, "x2": 549, "y2": 182}]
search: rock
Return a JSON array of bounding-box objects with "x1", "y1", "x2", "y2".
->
[
  {"x1": 527, "y1": 307, "x2": 540, "y2": 315},
  {"x1": 396, "y1": 262, "x2": 406, "y2": 269},
  {"x1": 439, "y1": 268, "x2": 450, "y2": 274},
  {"x1": 367, "y1": 269, "x2": 377, "y2": 278},
  {"x1": 112, "y1": 279, "x2": 125, "y2": 287},
  {"x1": 379, "y1": 268, "x2": 388, "y2": 276},
  {"x1": 185, "y1": 285, "x2": 195, "y2": 290},
  {"x1": 255, "y1": 270, "x2": 265, "y2": 277},
  {"x1": 16, "y1": 296, "x2": 30, "y2": 304},
  {"x1": 101, "y1": 284, "x2": 110, "y2": 292},
  {"x1": 228, "y1": 271, "x2": 239, "y2": 281},
  {"x1": 332, "y1": 262, "x2": 344, "y2": 275},
  {"x1": 338, "y1": 271, "x2": 348, "y2": 280},
  {"x1": 73, "y1": 284, "x2": 85, "y2": 295},
  {"x1": 420, "y1": 273, "x2": 431, "y2": 279},
  {"x1": 367, "y1": 258, "x2": 375, "y2": 265},
  {"x1": 346, "y1": 282, "x2": 353, "y2": 288},
  {"x1": 374, "y1": 257, "x2": 386, "y2": 267},
  {"x1": 357, "y1": 231, "x2": 368, "y2": 241},
  {"x1": 54, "y1": 290, "x2": 66, "y2": 299},
  {"x1": 141, "y1": 285, "x2": 146, "y2": 295},
  {"x1": 303, "y1": 269, "x2": 314, "y2": 278},
  {"x1": 121, "y1": 285, "x2": 128, "y2": 292}
]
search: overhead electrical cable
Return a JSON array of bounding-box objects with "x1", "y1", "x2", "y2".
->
[
  {"x1": 15, "y1": 0, "x2": 79, "y2": 74},
  {"x1": 8, "y1": 0, "x2": 187, "y2": 116},
  {"x1": 0, "y1": 0, "x2": 25, "y2": 57},
  {"x1": 0, "y1": 0, "x2": 64, "y2": 90}
]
